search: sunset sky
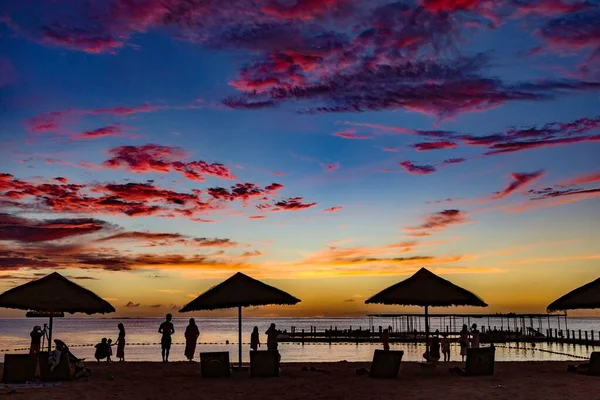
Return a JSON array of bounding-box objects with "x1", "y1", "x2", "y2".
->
[{"x1": 0, "y1": 0, "x2": 599, "y2": 318}]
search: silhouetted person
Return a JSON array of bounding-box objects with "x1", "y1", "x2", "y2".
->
[
  {"x1": 29, "y1": 325, "x2": 45, "y2": 354},
  {"x1": 251, "y1": 326, "x2": 261, "y2": 351},
  {"x1": 441, "y1": 333, "x2": 450, "y2": 361},
  {"x1": 114, "y1": 323, "x2": 126, "y2": 362},
  {"x1": 94, "y1": 338, "x2": 110, "y2": 362},
  {"x1": 159, "y1": 313, "x2": 175, "y2": 362},
  {"x1": 427, "y1": 331, "x2": 441, "y2": 362},
  {"x1": 265, "y1": 323, "x2": 280, "y2": 351},
  {"x1": 184, "y1": 318, "x2": 200, "y2": 361},
  {"x1": 471, "y1": 323, "x2": 480, "y2": 349},
  {"x1": 382, "y1": 328, "x2": 390, "y2": 351},
  {"x1": 459, "y1": 324, "x2": 470, "y2": 362}
]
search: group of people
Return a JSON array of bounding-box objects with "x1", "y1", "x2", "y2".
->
[
  {"x1": 94, "y1": 323, "x2": 126, "y2": 362},
  {"x1": 381, "y1": 323, "x2": 481, "y2": 363}
]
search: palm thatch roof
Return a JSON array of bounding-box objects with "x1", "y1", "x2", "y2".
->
[
  {"x1": 547, "y1": 277, "x2": 600, "y2": 312},
  {"x1": 365, "y1": 267, "x2": 487, "y2": 307},
  {"x1": 0, "y1": 272, "x2": 115, "y2": 314},
  {"x1": 180, "y1": 272, "x2": 300, "y2": 312}
]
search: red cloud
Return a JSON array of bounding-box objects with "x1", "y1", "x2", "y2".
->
[
  {"x1": 333, "y1": 129, "x2": 373, "y2": 140},
  {"x1": 25, "y1": 104, "x2": 162, "y2": 133},
  {"x1": 249, "y1": 216, "x2": 267, "y2": 219},
  {"x1": 399, "y1": 161, "x2": 437, "y2": 175},
  {"x1": 72, "y1": 125, "x2": 125, "y2": 140},
  {"x1": 421, "y1": 0, "x2": 480, "y2": 12},
  {"x1": 559, "y1": 171, "x2": 600, "y2": 186},
  {"x1": 0, "y1": 213, "x2": 110, "y2": 243},
  {"x1": 322, "y1": 163, "x2": 340, "y2": 172},
  {"x1": 103, "y1": 144, "x2": 237, "y2": 181},
  {"x1": 493, "y1": 171, "x2": 545, "y2": 200},
  {"x1": 324, "y1": 206, "x2": 343, "y2": 213},
  {"x1": 272, "y1": 197, "x2": 317, "y2": 211},
  {"x1": 529, "y1": 187, "x2": 600, "y2": 200},
  {"x1": 405, "y1": 209, "x2": 470, "y2": 236},
  {"x1": 412, "y1": 141, "x2": 457, "y2": 151}
]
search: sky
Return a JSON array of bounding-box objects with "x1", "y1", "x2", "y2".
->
[{"x1": 0, "y1": 0, "x2": 599, "y2": 318}]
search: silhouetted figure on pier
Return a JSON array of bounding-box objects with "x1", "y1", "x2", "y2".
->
[
  {"x1": 158, "y1": 313, "x2": 175, "y2": 362},
  {"x1": 459, "y1": 324, "x2": 470, "y2": 362},
  {"x1": 471, "y1": 324, "x2": 480, "y2": 348},
  {"x1": 441, "y1": 333, "x2": 450, "y2": 361},
  {"x1": 382, "y1": 329, "x2": 390, "y2": 351}
]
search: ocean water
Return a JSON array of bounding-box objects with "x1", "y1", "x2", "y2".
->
[{"x1": 1, "y1": 317, "x2": 599, "y2": 363}]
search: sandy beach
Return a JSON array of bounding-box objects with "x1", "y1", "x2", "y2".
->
[{"x1": 1, "y1": 361, "x2": 597, "y2": 400}]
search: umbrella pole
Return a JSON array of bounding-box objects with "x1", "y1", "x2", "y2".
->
[
  {"x1": 238, "y1": 306, "x2": 242, "y2": 367},
  {"x1": 424, "y1": 305, "x2": 429, "y2": 360},
  {"x1": 48, "y1": 316, "x2": 53, "y2": 352}
]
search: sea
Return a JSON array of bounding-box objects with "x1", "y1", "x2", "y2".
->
[{"x1": 1, "y1": 317, "x2": 599, "y2": 363}]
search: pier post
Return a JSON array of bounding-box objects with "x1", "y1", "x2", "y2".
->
[
  {"x1": 302, "y1": 329, "x2": 305, "y2": 345},
  {"x1": 585, "y1": 331, "x2": 588, "y2": 343}
]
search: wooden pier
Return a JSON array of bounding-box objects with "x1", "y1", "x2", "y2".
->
[{"x1": 274, "y1": 313, "x2": 600, "y2": 346}]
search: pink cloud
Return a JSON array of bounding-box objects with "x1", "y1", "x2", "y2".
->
[
  {"x1": 321, "y1": 162, "x2": 340, "y2": 172},
  {"x1": 324, "y1": 206, "x2": 343, "y2": 213},
  {"x1": 412, "y1": 141, "x2": 458, "y2": 151},
  {"x1": 103, "y1": 144, "x2": 237, "y2": 181},
  {"x1": 492, "y1": 171, "x2": 545, "y2": 200},
  {"x1": 558, "y1": 171, "x2": 600, "y2": 186},
  {"x1": 399, "y1": 161, "x2": 437, "y2": 175},
  {"x1": 333, "y1": 129, "x2": 373, "y2": 140}
]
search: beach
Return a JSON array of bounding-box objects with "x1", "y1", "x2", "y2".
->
[{"x1": 1, "y1": 361, "x2": 597, "y2": 400}]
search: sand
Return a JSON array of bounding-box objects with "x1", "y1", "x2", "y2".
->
[{"x1": 1, "y1": 361, "x2": 598, "y2": 400}]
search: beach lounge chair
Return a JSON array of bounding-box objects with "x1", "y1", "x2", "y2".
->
[
  {"x1": 465, "y1": 346, "x2": 495, "y2": 376},
  {"x1": 250, "y1": 350, "x2": 280, "y2": 377},
  {"x1": 586, "y1": 352, "x2": 600, "y2": 376},
  {"x1": 1, "y1": 354, "x2": 37, "y2": 383},
  {"x1": 200, "y1": 352, "x2": 231, "y2": 378},
  {"x1": 369, "y1": 350, "x2": 404, "y2": 379},
  {"x1": 37, "y1": 351, "x2": 72, "y2": 382}
]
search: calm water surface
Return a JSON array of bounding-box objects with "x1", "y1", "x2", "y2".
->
[{"x1": 1, "y1": 317, "x2": 598, "y2": 363}]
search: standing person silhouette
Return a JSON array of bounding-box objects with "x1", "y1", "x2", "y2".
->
[
  {"x1": 29, "y1": 325, "x2": 45, "y2": 354},
  {"x1": 250, "y1": 326, "x2": 261, "y2": 351},
  {"x1": 184, "y1": 318, "x2": 200, "y2": 361},
  {"x1": 114, "y1": 323, "x2": 126, "y2": 362},
  {"x1": 158, "y1": 314, "x2": 175, "y2": 362},
  {"x1": 265, "y1": 323, "x2": 280, "y2": 351}
]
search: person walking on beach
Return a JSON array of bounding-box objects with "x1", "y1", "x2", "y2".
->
[
  {"x1": 471, "y1": 323, "x2": 480, "y2": 349},
  {"x1": 184, "y1": 318, "x2": 200, "y2": 361},
  {"x1": 382, "y1": 328, "x2": 390, "y2": 351},
  {"x1": 441, "y1": 333, "x2": 450, "y2": 361},
  {"x1": 459, "y1": 324, "x2": 470, "y2": 362},
  {"x1": 158, "y1": 313, "x2": 175, "y2": 362},
  {"x1": 265, "y1": 323, "x2": 280, "y2": 351},
  {"x1": 251, "y1": 326, "x2": 261, "y2": 351},
  {"x1": 113, "y1": 323, "x2": 126, "y2": 362},
  {"x1": 29, "y1": 325, "x2": 45, "y2": 354}
]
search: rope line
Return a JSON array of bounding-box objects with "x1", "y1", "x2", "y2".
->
[{"x1": 493, "y1": 344, "x2": 590, "y2": 360}]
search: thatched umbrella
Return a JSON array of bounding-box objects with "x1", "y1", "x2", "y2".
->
[
  {"x1": 0, "y1": 272, "x2": 115, "y2": 351},
  {"x1": 365, "y1": 268, "x2": 487, "y2": 353},
  {"x1": 547, "y1": 277, "x2": 600, "y2": 312},
  {"x1": 179, "y1": 272, "x2": 300, "y2": 367}
]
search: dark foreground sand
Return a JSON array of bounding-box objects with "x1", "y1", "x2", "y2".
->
[{"x1": 1, "y1": 361, "x2": 598, "y2": 400}]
